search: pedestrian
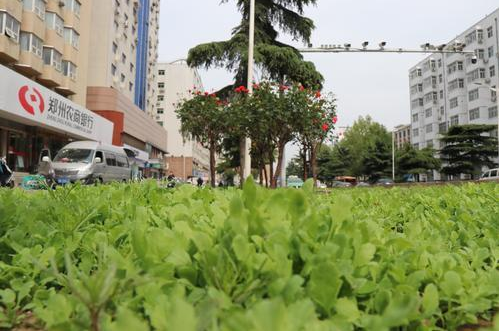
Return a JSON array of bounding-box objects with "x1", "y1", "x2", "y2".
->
[
  {"x1": 218, "y1": 180, "x2": 224, "y2": 188},
  {"x1": 167, "y1": 172, "x2": 175, "y2": 181},
  {"x1": 197, "y1": 177, "x2": 204, "y2": 187}
]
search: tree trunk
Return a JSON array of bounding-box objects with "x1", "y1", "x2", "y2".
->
[
  {"x1": 272, "y1": 143, "x2": 286, "y2": 188},
  {"x1": 302, "y1": 145, "x2": 308, "y2": 181},
  {"x1": 311, "y1": 143, "x2": 318, "y2": 187},
  {"x1": 210, "y1": 140, "x2": 217, "y2": 187},
  {"x1": 263, "y1": 163, "x2": 269, "y2": 187},
  {"x1": 269, "y1": 150, "x2": 274, "y2": 186},
  {"x1": 259, "y1": 160, "x2": 264, "y2": 185}
]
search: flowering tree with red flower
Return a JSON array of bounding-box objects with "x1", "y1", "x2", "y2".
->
[
  {"x1": 295, "y1": 89, "x2": 337, "y2": 186},
  {"x1": 175, "y1": 90, "x2": 227, "y2": 187}
]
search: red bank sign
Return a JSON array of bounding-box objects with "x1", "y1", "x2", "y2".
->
[{"x1": 0, "y1": 64, "x2": 113, "y2": 144}]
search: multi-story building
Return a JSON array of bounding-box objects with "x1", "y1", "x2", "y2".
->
[
  {"x1": 154, "y1": 60, "x2": 211, "y2": 180},
  {"x1": 409, "y1": 7, "x2": 499, "y2": 180},
  {"x1": 85, "y1": 0, "x2": 167, "y2": 178},
  {"x1": 0, "y1": 0, "x2": 166, "y2": 179},
  {"x1": 393, "y1": 124, "x2": 411, "y2": 149},
  {"x1": 0, "y1": 0, "x2": 114, "y2": 180}
]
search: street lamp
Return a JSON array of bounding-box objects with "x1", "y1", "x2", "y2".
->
[
  {"x1": 241, "y1": 0, "x2": 256, "y2": 183},
  {"x1": 473, "y1": 82, "x2": 499, "y2": 159}
]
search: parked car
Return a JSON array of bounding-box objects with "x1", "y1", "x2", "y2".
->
[
  {"x1": 50, "y1": 141, "x2": 131, "y2": 185},
  {"x1": 356, "y1": 182, "x2": 371, "y2": 187},
  {"x1": 287, "y1": 176, "x2": 304, "y2": 188},
  {"x1": 332, "y1": 181, "x2": 352, "y2": 188},
  {"x1": 479, "y1": 168, "x2": 499, "y2": 181},
  {"x1": 375, "y1": 178, "x2": 395, "y2": 186}
]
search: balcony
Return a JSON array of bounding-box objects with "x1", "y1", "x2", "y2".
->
[
  {"x1": 0, "y1": 34, "x2": 20, "y2": 64},
  {"x1": 38, "y1": 64, "x2": 63, "y2": 87},
  {"x1": 62, "y1": 9, "x2": 80, "y2": 32},
  {"x1": 44, "y1": 29, "x2": 64, "y2": 51},
  {"x1": 55, "y1": 76, "x2": 77, "y2": 96},
  {"x1": 15, "y1": 50, "x2": 43, "y2": 76},
  {"x1": 21, "y1": 12, "x2": 45, "y2": 41},
  {"x1": 0, "y1": 0, "x2": 22, "y2": 21},
  {"x1": 62, "y1": 43, "x2": 78, "y2": 63}
]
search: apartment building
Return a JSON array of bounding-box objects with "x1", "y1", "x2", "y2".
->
[
  {"x1": 0, "y1": 0, "x2": 166, "y2": 179},
  {"x1": 0, "y1": 0, "x2": 114, "y2": 179},
  {"x1": 393, "y1": 124, "x2": 411, "y2": 149},
  {"x1": 154, "y1": 60, "x2": 210, "y2": 180},
  {"x1": 409, "y1": 7, "x2": 499, "y2": 180},
  {"x1": 85, "y1": 0, "x2": 167, "y2": 178}
]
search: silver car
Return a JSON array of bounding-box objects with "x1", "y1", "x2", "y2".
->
[{"x1": 49, "y1": 141, "x2": 131, "y2": 185}]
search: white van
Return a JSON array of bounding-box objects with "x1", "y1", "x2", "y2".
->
[
  {"x1": 479, "y1": 168, "x2": 499, "y2": 182},
  {"x1": 48, "y1": 141, "x2": 131, "y2": 185}
]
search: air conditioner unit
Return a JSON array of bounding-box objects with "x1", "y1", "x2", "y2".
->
[{"x1": 58, "y1": 0, "x2": 65, "y2": 7}]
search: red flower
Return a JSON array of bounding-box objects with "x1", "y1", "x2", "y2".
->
[
  {"x1": 210, "y1": 93, "x2": 216, "y2": 98},
  {"x1": 322, "y1": 123, "x2": 329, "y2": 132},
  {"x1": 279, "y1": 85, "x2": 288, "y2": 91},
  {"x1": 299, "y1": 85, "x2": 305, "y2": 91},
  {"x1": 332, "y1": 116, "x2": 338, "y2": 124},
  {"x1": 196, "y1": 91, "x2": 201, "y2": 95},
  {"x1": 204, "y1": 92, "x2": 209, "y2": 96},
  {"x1": 315, "y1": 91, "x2": 322, "y2": 98},
  {"x1": 253, "y1": 83, "x2": 260, "y2": 89}
]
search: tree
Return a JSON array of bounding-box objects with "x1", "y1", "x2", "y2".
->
[
  {"x1": 396, "y1": 144, "x2": 441, "y2": 181},
  {"x1": 317, "y1": 144, "x2": 353, "y2": 184},
  {"x1": 361, "y1": 137, "x2": 392, "y2": 182},
  {"x1": 286, "y1": 157, "x2": 304, "y2": 178},
  {"x1": 439, "y1": 124, "x2": 498, "y2": 179},
  {"x1": 187, "y1": 0, "x2": 323, "y2": 92},
  {"x1": 340, "y1": 116, "x2": 391, "y2": 178},
  {"x1": 175, "y1": 90, "x2": 226, "y2": 187}
]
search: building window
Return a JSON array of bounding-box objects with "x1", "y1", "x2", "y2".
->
[
  {"x1": 112, "y1": 42, "x2": 117, "y2": 54},
  {"x1": 114, "y1": 20, "x2": 119, "y2": 30},
  {"x1": 425, "y1": 108, "x2": 432, "y2": 118},
  {"x1": 490, "y1": 66, "x2": 496, "y2": 77},
  {"x1": 157, "y1": 121, "x2": 163, "y2": 126},
  {"x1": 130, "y1": 63, "x2": 134, "y2": 73},
  {"x1": 62, "y1": 61, "x2": 77, "y2": 80},
  {"x1": 450, "y1": 97, "x2": 458, "y2": 108},
  {"x1": 468, "y1": 89, "x2": 479, "y2": 102},
  {"x1": 157, "y1": 108, "x2": 164, "y2": 114},
  {"x1": 20, "y1": 32, "x2": 42, "y2": 58},
  {"x1": 23, "y1": 0, "x2": 46, "y2": 20},
  {"x1": 439, "y1": 90, "x2": 443, "y2": 99},
  {"x1": 488, "y1": 46, "x2": 494, "y2": 59},
  {"x1": 0, "y1": 12, "x2": 21, "y2": 43},
  {"x1": 157, "y1": 95, "x2": 164, "y2": 101},
  {"x1": 63, "y1": 27, "x2": 79, "y2": 49},
  {"x1": 489, "y1": 106, "x2": 498, "y2": 118},
  {"x1": 439, "y1": 122, "x2": 447, "y2": 134},
  {"x1": 487, "y1": 26, "x2": 493, "y2": 38},
  {"x1": 426, "y1": 140, "x2": 434, "y2": 148},
  {"x1": 111, "y1": 64, "x2": 117, "y2": 75},
  {"x1": 412, "y1": 114, "x2": 418, "y2": 122},
  {"x1": 426, "y1": 124, "x2": 432, "y2": 133},
  {"x1": 158, "y1": 82, "x2": 165, "y2": 89},
  {"x1": 45, "y1": 12, "x2": 64, "y2": 36},
  {"x1": 450, "y1": 115, "x2": 459, "y2": 127},
  {"x1": 42, "y1": 47, "x2": 62, "y2": 72},
  {"x1": 476, "y1": 49, "x2": 485, "y2": 59},
  {"x1": 449, "y1": 79, "x2": 465, "y2": 91},
  {"x1": 439, "y1": 74, "x2": 443, "y2": 83},
  {"x1": 413, "y1": 128, "x2": 419, "y2": 137},
  {"x1": 413, "y1": 143, "x2": 419, "y2": 149},
  {"x1": 158, "y1": 70, "x2": 165, "y2": 75},
  {"x1": 120, "y1": 73, "x2": 125, "y2": 82},
  {"x1": 469, "y1": 108, "x2": 480, "y2": 121},
  {"x1": 64, "y1": 0, "x2": 81, "y2": 17},
  {"x1": 121, "y1": 53, "x2": 126, "y2": 64},
  {"x1": 129, "y1": 82, "x2": 133, "y2": 91}
]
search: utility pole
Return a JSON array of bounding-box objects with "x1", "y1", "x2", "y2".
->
[{"x1": 242, "y1": 0, "x2": 255, "y2": 182}]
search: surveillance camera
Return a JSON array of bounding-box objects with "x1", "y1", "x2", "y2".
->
[
  {"x1": 471, "y1": 55, "x2": 478, "y2": 64},
  {"x1": 308, "y1": 43, "x2": 313, "y2": 48},
  {"x1": 379, "y1": 41, "x2": 387, "y2": 48},
  {"x1": 344, "y1": 43, "x2": 351, "y2": 49}
]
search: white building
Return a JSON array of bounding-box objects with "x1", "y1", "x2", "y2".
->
[
  {"x1": 409, "y1": 7, "x2": 499, "y2": 180},
  {"x1": 153, "y1": 60, "x2": 210, "y2": 180}
]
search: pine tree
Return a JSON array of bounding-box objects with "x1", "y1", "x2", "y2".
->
[
  {"x1": 187, "y1": 0, "x2": 323, "y2": 93},
  {"x1": 439, "y1": 124, "x2": 498, "y2": 179}
]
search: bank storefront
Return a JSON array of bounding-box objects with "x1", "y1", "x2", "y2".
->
[{"x1": 0, "y1": 65, "x2": 113, "y2": 176}]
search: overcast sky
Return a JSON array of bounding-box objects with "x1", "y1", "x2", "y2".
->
[{"x1": 158, "y1": 0, "x2": 499, "y2": 161}]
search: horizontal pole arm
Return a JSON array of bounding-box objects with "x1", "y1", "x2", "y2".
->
[{"x1": 298, "y1": 47, "x2": 475, "y2": 55}]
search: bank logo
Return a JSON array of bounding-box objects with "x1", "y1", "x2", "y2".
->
[{"x1": 18, "y1": 85, "x2": 45, "y2": 116}]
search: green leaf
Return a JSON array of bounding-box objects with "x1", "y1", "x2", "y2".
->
[
  {"x1": 307, "y1": 263, "x2": 342, "y2": 315},
  {"x1": 232, "y1": 234, "x2": 250, "y2": 261},
  {"x1": 422, "y1": 283, "x2": 439, "y2": 316},
  {"x1": 335, "y1": 297, "x2": 360, "y2": 323},
  {"x1": 441, "y1": 271, "x2": 462, "y2": 297}
]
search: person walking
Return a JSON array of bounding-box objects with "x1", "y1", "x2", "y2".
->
[{"x1": 197, "y1": 177, "x2": 204, "y2": 187}]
